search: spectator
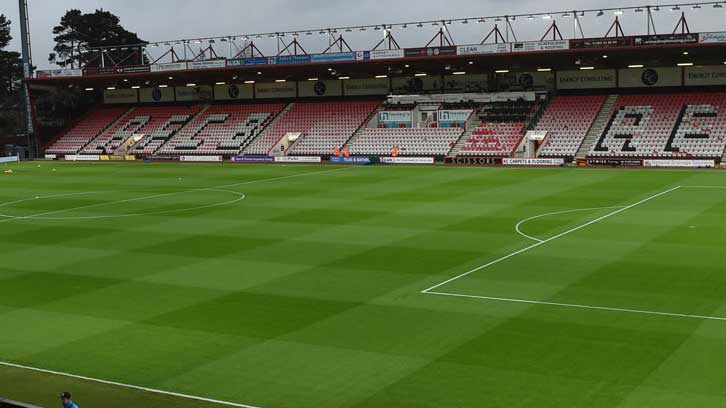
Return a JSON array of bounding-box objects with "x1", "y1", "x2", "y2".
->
[{"x1": 60, "y1": 392, "x2": 79, "y2": 408}]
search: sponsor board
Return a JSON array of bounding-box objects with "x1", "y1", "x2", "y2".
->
[
  {"x1": 98, "y1": 66, "x2": 150, "y2": 75},
  {"x1": 502, "y1": 158, "x2": 565, "y2": 166},
  {"x1": 700, "y1": 31, "x2": 726, "y2": 44},
  {"x1": 227, "y1": 57, "x2": 271, "y2": 66},
  {"x1": 104, "y1": 89, "x2": 139, "y2": 104},
  {"x1": 36, "y1": 69, "x2": 83, "y2": 78},
  {"x1": 391, "y1": 76, "x2": 443, "y2": 94},
  {"x1": 587, "y1": 158, "x2": 643, "y2": 166},
  {"x1": 150, "y1": 62, "x2": 188, "y2": 72},
  {"x1": 457, "y1": 43, "x2": 510, "y2": 55},
  {"x1": 176, "y1": 85, "x2": 213, "y2": 101},
  {"x1": 270, "y1": 55, "x2": 311, "y2": 65},
  {"x1": 404, "y1": 46, "x2": 457, "y2": 58},
  {"x1": 438, "y1": 110, "x2": 472, "y2": 123},
  {"x1": 379, "y1": 111, "x2": 412, "y2": 124},
  {"x1": 255, "y1": 82, "x2": 297, "y2": 98},
  {"x1": 444, "y1": 73, "x2": 488, "y2": 93},
  {"x1": 380, "y1": 157, "x2": 434, "y2": 165},
  {"x1": 103, "y1": 155, "x2": 136, "y2": 161},
  {"x1": 366, "y1": 49, "x2": 405, "y2": 60},
  {"x1": 511, "y1": 40, "x2": 569, "y2": 53},
  {"x1": 633, "y1": 33, "x2": 698, "y2": 46},
  {"x1": 618, "y1": 67, "x2": 682, "y2": 88},
  {"x1": 343, "y1": 78, "x2": 390, "y2": 96},
  {"x1": 329, "y1": 157, "x2": 371, "y2": 164},
  {"x1": 496, "y1": 71, "x2": 555, "y2": 91},
  {"x1": 684, "y1": 65, "x2": 726, "y2": 86},
  {"x1": 557, "y1": 69, "x2": 616, "y2": 90},
  {"x1": 274, "y1": 156, "x2": 322, "y2": 163},
  {"x1": 74, "y1": 155, "x2": 101, "y2": 161},
  {"x1": 570, "y1": 37, "x2": 634, "y2": 49},
  {"x1": 310, "y1": 52, "x2": 356, "y2": 63},
  {"x1": 232, "y1": 156, "x2": 275, "y2": 163},
  {"x1": 180, "y1": 155, "x2": 223, "y2": 162},
  {"x1": 44, "y1": 154, "x2": 57, "y2": 160},
  {"x1": 643, "y1": 159, "x2": 715, "y2": 168},
  {"x1": 298, "y1": 80, "x2": 342, "y2": 97},
  {"x1": 187, "y1": 60, "x2": 227, "y2": 70},
  {"x1": 214, "y1": 83, "x2": 254, "y2": 100},
  {"x1": 139, "y1": 86, "x2": 175, "y2": 103},
  {"x1": 0, "y1": 155, "x2": 19, "y2": 163},
  {"x1": 446, "y1": 157, "x2": 501, "y2": 165}
]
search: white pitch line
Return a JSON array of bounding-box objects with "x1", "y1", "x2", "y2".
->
[
  {"x1": 424, "y1": 291, "x2": 726, "y2": 321},
  {"x1": 0, "y1": 167, "x2": 349, "y2": 223},
  {"x1": 0, "y1": 168, "x2": 352, "y2": 404},
  {"x1": 514, "y1": 206, "x2": 626, "y2": 243},
  {"x1": 0, "y1": 361, "x2": 262, "y2": 408},
  {"x1": 421, "y1": 186, "x2": 682, "y2": 294}
]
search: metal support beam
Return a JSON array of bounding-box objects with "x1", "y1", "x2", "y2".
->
[
  {"x1": 372, "y1": 29, "x2": 401, "y2": 50},
  {"x1": 232, "y1": 41, "x2": 264, "y2": 59},
  {"x1": 18, "y1": 0, "x2": 37, "y2": 157},
  {"x1": 505, "y1": 16, "x2": 518, "y2": 42},
  {"x1": 322, "y1": 35, "x2": 353, "y2": 53},
  {"x1": 673, "y1": 12, "x2": 691, "y2": 34},
  {"x1": 605, "y1": 16, "x2": 625, "y2": 37},
  {"x1": 481, "y1": 24, "x2": 506, "y2": 44},
  {"x1": 425, "y1": 25, "x2": 455, "y2": 47},
  {"x1": 277, "y1": 38, "x2": 307, "y2": 56},
  {"x1": 646, "y1": 6, "x2": 657, "y2": 35},
  {"x1": 541, "y1": 20, "x2": 564, "y2": 41},
  {"x1": 573, "y1": 11, "x2": 585, "y2": 39}
]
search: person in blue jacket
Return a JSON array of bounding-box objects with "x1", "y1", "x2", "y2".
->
[{"x1": 60, "y1": 392, "x2": 79, "y2": 408}]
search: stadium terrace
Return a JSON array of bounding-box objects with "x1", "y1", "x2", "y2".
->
[{"x1": 15, "y1": 3, "x2": 726, "y2": 168}]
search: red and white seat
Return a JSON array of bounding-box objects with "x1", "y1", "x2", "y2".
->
[
  {"x1": 536, "y1": 96, "x2": 606, "y2": 158},
  {"x1": 46, "y1": 108, "x2": 129, "y2": 155},
  {"x1": 244, "y1": 102, "x2": 378, "y2": 155},
  {"x1": 589, "y1": 93, "x2": 726, "y2": 159},
  {"x1": 348, "y1": 128, "x2": 463, "y2": 156},
  {"x1": 288, "y1": 102, "x2": 379, "y2": 155},
  {"x1": 459, "y1": 122, "x2": 525, "y2": 157},
  {"x1": 158, "y1": 104, "x2": 284, "y2": 155}
]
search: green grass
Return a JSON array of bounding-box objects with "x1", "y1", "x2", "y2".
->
[{"x1": 1, "y1": 161, "x2": 726, "y2": 408}]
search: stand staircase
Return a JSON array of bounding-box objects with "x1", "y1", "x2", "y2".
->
[{"x1": 575, "y1": 94, "x2": 618, "y2": 159}]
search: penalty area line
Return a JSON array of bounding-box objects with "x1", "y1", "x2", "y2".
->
[
  {"x1": 0, "y1": 361, "x2": 263, "y2": 408},
  {"x1": 421, "y1": 185, "x2": 682, "y2": 294},
  {"x1": 423, "y1": 291, "x2": 726, "y2": 322}
]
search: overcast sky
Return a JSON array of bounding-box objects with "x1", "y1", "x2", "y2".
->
[{"x1": 1, "y1": 0, "x2": 724, "y2": 69}]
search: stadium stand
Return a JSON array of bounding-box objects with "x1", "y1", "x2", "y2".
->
[
  {"x1": 287, "y1": 101, "x2": 379, "y2": 155},
  {"x1": 450, "y1": 100, "x2": 537, "y2": 157},
  {"x1": 347, "y1": 127, "x2": 463, "y2": 156},
  {"x1": 45, "y1": 108, "x2": 129, "y2": 155},
  {"x1": 244, "y1": 101, "x2": 378, "y2": 155},
  {"x1": 157, "y1": 103, "x2": 284, "y2": 155},
  {"x1": 457, "y1": 122, "x2": 526, "y2": 157},
  {"x1": 77, "y1": 105, "x2": 203, "y2": 155},
  {"x1": 535, "y1": 95, "x2": 607, "y2": 159},
  {"x1": 588, "y1": 93, "x2": 726, "y2": 159},
  {"x1": 131, "y1": 106, "x2": 204, "y2": 155}
]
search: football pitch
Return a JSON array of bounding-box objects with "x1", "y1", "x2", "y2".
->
[{"x1": 2, "y1": 161, "x2": 726, "y2": 408}]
